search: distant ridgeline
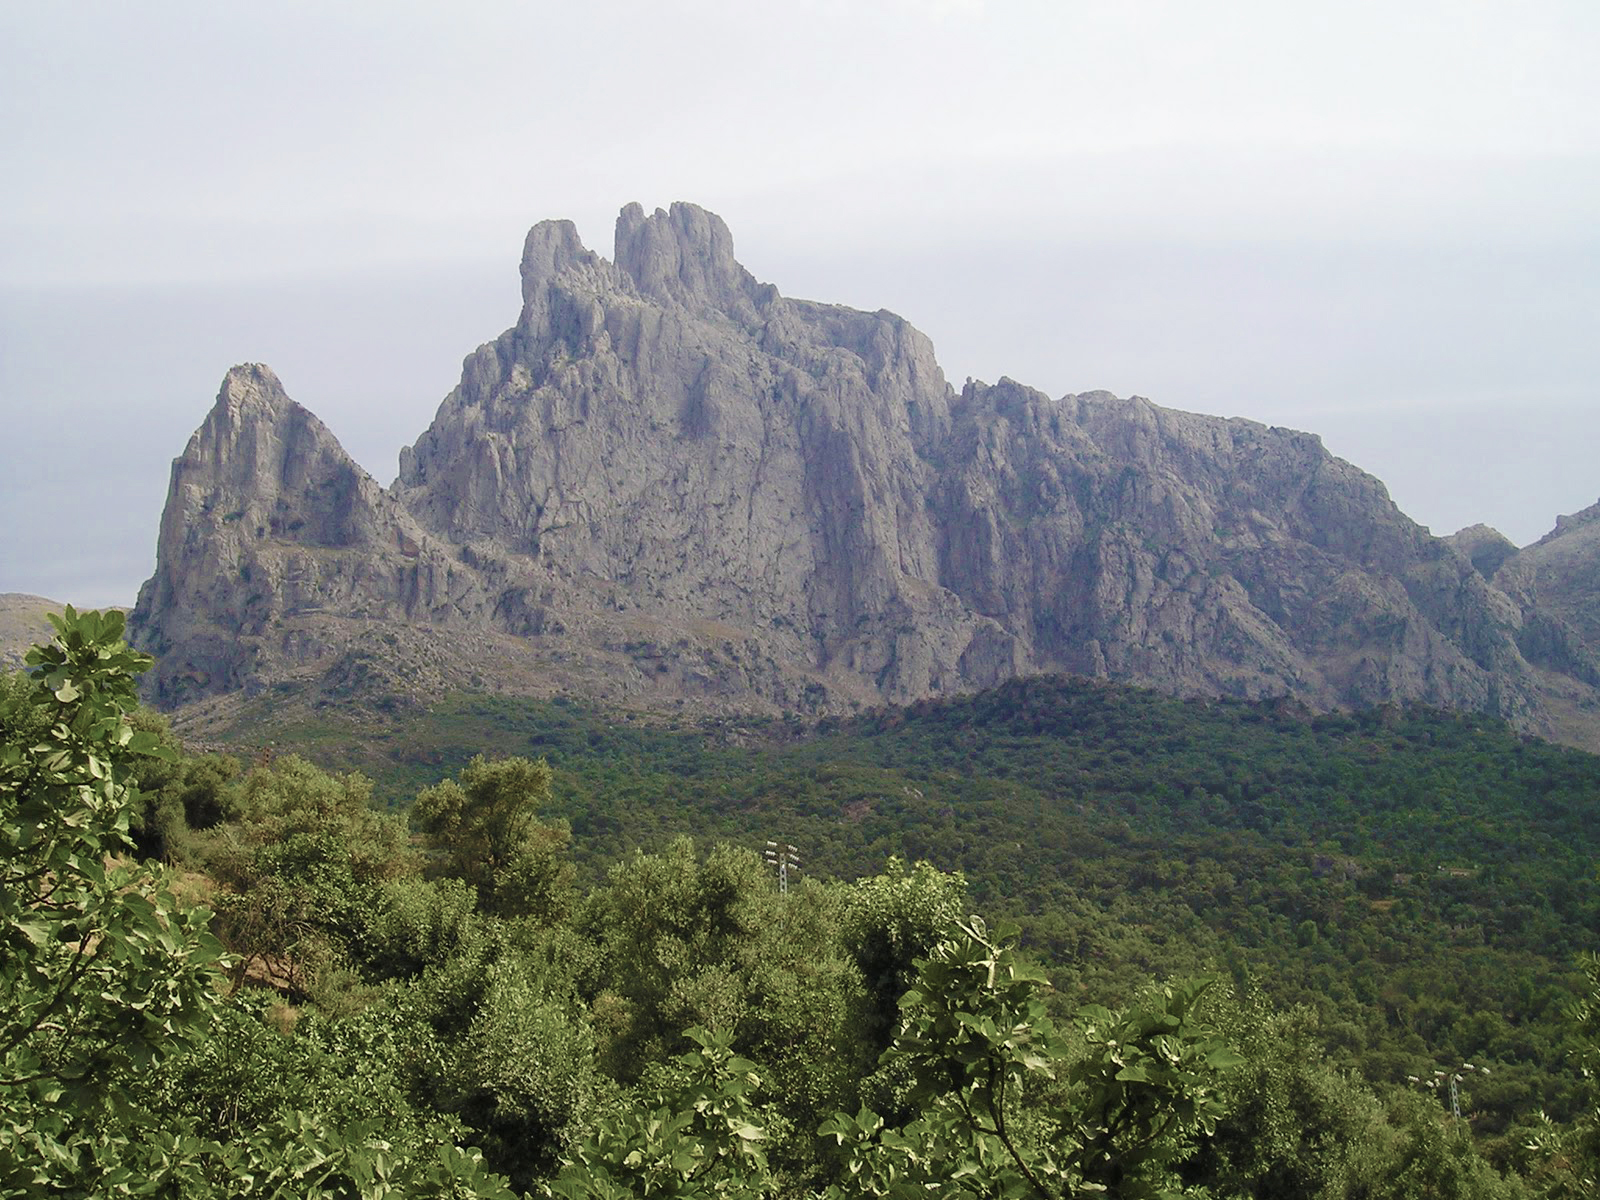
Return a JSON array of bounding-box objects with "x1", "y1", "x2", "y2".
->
[
  {"x1": 0, "y1": 594, "x2": 65, "y2": 671},
  {"x1": 126, "y1": 202, "x2": 1600, "y2": 747}
]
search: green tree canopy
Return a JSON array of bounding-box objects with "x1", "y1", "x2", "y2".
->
[
  {"x1": 412, "y1": 754, "x2": 575, "y2": 920},
  {"x1": 0, "y1": 609, "x2": 224, "y2": 1191}
]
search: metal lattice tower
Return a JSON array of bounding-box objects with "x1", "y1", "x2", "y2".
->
[
  {"x1": 1409, "y1": 1063, "x2": 1483, "y2": 1123},
  {"x1": 764, "y1": 841, "x2": 800, "y2": 895}
]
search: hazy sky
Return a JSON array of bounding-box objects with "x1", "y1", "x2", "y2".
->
[{"x1": 3, "y1": 1, "x2": 1597, "y2": 606}]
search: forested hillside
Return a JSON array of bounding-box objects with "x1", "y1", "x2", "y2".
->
[
  {"x1": 213, "y1": 674, "x2": 1600, "y2": 1137},
  {"x1": 5, "y1": 612, "x2": 1599, "y2": 1197}
]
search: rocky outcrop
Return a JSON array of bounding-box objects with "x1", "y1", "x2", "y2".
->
[
  {"x1": 129, "y1": 204, "x2": 1600, "y2": 742},
  {"x1": 131, "y1": 365, "x2": 489, "y2": 705},
  {"x1": 1484, "y1": 502, "x2": 1600, "y2": 694},
  {"x1": 1446, "y1": 525, "x2": 1519, "y2": 581},
  {"x1": 392, "y1": 202, "x2": 976, "y2": 706},
  {"x1": 1496, "y1": 501, "x2": 1600, "y2": 652},
  {"x1": 931, "y1": 381, "x2": 1550, "y2": 726}
]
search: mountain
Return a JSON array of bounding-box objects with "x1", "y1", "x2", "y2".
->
[
  {"x1": 128, "y1": 362, "x2": 501, "y2": 703},
  {"x1": 0, "y1": 594, "x2": 64, "y2": 670},
  {"x1": 1494, "y1": 500, "x2": 1600, "y2": 660},
  {"x1": 128, "y1": 203, "x2": 1600, "y2": 744},
  {"x1": 1466, "y1": 502, "x2": 1600, "y2": 749}
]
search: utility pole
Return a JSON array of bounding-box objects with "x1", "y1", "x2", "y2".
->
[
  {"x1": 1406, "y1": 1062, "x2": 1486, "y2": 1122},
  {"x1": 764, "y1": 841, "x2": 800, "y2": 895}
]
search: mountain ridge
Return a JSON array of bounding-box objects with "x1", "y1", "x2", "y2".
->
[{"x1": 127, "y1": 202, "x2": 1600, "y2": 747}]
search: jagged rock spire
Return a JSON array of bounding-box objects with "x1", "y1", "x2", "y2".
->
[{"x1": 129, "y1": 205, "x2": 1600, "y2": 743}]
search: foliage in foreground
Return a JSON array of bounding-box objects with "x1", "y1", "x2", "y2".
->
[
  {"x1": 4, "y1": 610, "x2": 1597, "y2": 1196},
  {"x1": 0, "y1": 609, "x2": 512, "y2": 1197},
  {"x1": 235, "y1": 675, "x2": 1600, "y2": 1137}
]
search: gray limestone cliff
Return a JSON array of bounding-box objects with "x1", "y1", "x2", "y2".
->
[
  {"x1": 129, "y1": 205, "x2": 1600, "y2": 742},
  {"x1": 932, "y1": 381, "x2": 1548, "y2": 724},
  {"x1": 1495, "y1": 500, "x2": 1600, "y2": 655},
  {"x1": 131, "y1": 365, "x2": 487, "y2": 705},
  {"x1": 1483, "y1": 502, "x2": 1600, "y2": 720},
  {"x1": 393, "y1": 202, "x2": 975, "y2": 706}
]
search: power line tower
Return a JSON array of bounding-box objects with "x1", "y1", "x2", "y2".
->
[
  {"x1": 1406, "y1": 1062, "x2": 1486, "y2": 1122},
  {"x1": 764, "y1": 841, "x2": 800, "y2": 895}
]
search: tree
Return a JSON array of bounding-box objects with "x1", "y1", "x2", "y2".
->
[
  {"x1": 1521, "y1": 951, "x2": 1600, "y2": 1198},
  {"x1": 838, "y1": 856, "x2": 969, "y2": 1061},
  {"x1": 1181, "y1": 983, "x2": 1398, "y2": 1198},
  {"x1": 206, "y1": 754, "x2": 413, "y2": 1000},
  {"x1": 413, "y1": 754, "x2": 575, "y2": 920},
  {"x1": 823, "y1": 917, "x2": 1243, "y2": 1200},
  {"x1": 0, "y1": 608, "x2": 225, "y2": 1192},
  {"x1": 546, "y1": 1027, "x2": 777, "y2": 1200},
  {"x1": 0, "y1": 609, "x2": 520, "y2": 1197},
  {"x1": 121, "y1": 705, "x2": 241, "y2": 862}
]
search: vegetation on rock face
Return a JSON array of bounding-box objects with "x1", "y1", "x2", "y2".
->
[{"x1": 4, "y1": 610, "x2": 1600, "y2": 1195}]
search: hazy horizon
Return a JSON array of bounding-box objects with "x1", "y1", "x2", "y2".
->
[{"x1": 3, "y1": 2, "x2": 1596, "y2": 606}]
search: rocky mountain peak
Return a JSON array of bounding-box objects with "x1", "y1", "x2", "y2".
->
[
  {"x1": 1489, "y1": 500, "x2": 1600, "y2": 720},
  {"x1": 613, "y1": 200, "x2": 763, "y2": 321},
  {"x1": 519, "y1": 219, "x2": 598, "y2": 304},
  {"x1": 129, "y1": 204, "x2": 1600, "y2": 746},
  {"x1": 1538, "y1": 497, "x2": 1600, "y2": 546},
  {"x1": 215, "y1": 361, "x2": 290, "y2": 417},
  {"x1": 174, "y1": 362, "x2": 370, "y2": 544},
  {"x1": 131, "y1": 363, "x2": 490, "y2": 706}
]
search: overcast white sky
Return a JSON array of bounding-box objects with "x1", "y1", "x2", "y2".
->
[{"x1": 2, "y1": 0, "x2": 1597, "y2": 606}]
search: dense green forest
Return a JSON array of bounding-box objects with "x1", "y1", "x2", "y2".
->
[
  {"x1": 225, "y1": 675, "x2": 1600, "y2": 1137},
  {"x1": 4, "y1": 610, "x2": 1599, "y2": 1196}
]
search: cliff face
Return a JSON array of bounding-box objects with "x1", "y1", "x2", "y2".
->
[
  {"x1": 1476, "y1": 502, "x2": 1600, "y2": 714},
  {"x1": 129, "y1": 204, "x2": 1600, "y2": 740},
  {"x1": 130, "y1": 365, "x2": 488, "y2": 705},
  {"x1": 393, "y1": 203, "x2": 974, "y2": 704},
  {"x1": 932, "y1": 381, "x2": 1548, "y2": 724},
  {"x1": 1494, "y1": 501, "x2": 1600, "y2": 659}
]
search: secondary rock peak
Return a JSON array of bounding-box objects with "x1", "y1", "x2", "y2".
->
[
  {"x1": 1540, "y1": 497, "x2": 1600, "y2": 544},
  {"x1": 520, "y1": 219, "x2": 595, "y2": 304},
  {"x1": 198, "y1": 364, "x2": 305, "y2": 444},
  {"x1": 216, "y1": 362, "x2": 288, "y2": 407},
  {"x1": 613, "y1": 200, "x2": 747, "y2": 313}
]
